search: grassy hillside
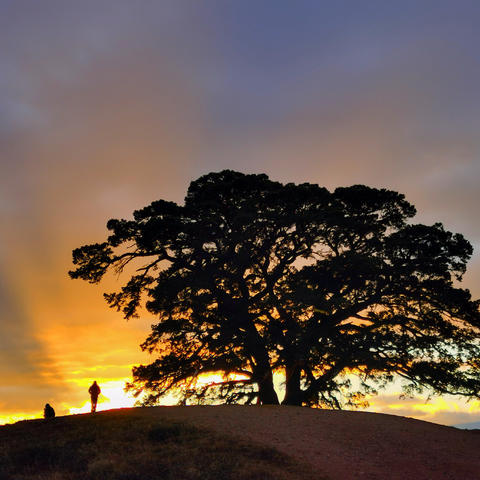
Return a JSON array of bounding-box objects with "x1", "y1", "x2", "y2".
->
[
  {"x1": 0, "y1": 408, "x2": 318, "y2": 480},
  {"x1": 2, "y1": 405, "x2": 480, "y2": 480}
]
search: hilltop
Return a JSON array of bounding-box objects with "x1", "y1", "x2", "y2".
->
[{"x1": 1, "y1": 406, "x2": 479, "y2": 480}]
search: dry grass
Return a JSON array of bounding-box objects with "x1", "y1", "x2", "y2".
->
[
  {"x1": 0, "y1": 409, "x2": 319, "y2": 480},
  {"x1": 102, "y1": 405, "x2": 480, "y2": 480}
]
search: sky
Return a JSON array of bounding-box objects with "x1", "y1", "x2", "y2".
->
[{"x1": 1, "y1": 0, "x2": 480, "y2": 426}]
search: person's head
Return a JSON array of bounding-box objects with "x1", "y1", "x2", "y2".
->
[{"x1": 93, "y1": 380, "x2": 97, "y2": 385}]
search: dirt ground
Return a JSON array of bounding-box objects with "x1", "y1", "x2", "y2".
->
[{"x1": 119, "y1": 405, "x2": 480, "y2": 480}]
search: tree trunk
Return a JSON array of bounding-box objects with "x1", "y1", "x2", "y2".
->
[
  {"x1": 282, "y1": 364, "x2": 303, "y2": 406},
  {"x1": 243, "y1": 314, "x2": 279, "y2": 405},
  {"x1": 256, "y1": 366, "x2": 279, "y2": 404}
]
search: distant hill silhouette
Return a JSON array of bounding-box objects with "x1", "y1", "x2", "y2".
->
[{"x1": 455, "y1": 420, "x2": 480, "y2": 430}]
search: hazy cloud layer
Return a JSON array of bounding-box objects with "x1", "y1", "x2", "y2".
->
[{"x1": 1, "y1": 0, "x2": 479, "y2": 422}]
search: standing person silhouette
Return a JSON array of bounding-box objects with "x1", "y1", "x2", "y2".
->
[{"x1": 88, "y1": 381, "x2": 101, "y2": 413}]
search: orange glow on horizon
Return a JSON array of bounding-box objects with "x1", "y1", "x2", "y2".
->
[
  {"x1": 68, "y1": 380, "x2": 137, "y2": 415},
  {"x1": 2, "y1": 374, "x2": 480, "y2": 428},
  {"x1": 0, "y1": 413, "x2": 39, "y2": 426}
]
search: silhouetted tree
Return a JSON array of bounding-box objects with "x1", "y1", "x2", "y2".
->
[{"x1": 69, "y1": 171, "x2": 480, "y2": 407}]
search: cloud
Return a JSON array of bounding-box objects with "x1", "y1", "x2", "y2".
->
[
  {"x1": 0, "y1": 1, "x2": 210, "y2": 419},
  {"x1": 0, "y1": 271, "x2": 41, "y2": 378},
  {"x1": 0, "y1": 268, "x2": 72, "y2": 414},
  {"x1": 367, "y1": 393, "x2": 480, "y2": 426}
]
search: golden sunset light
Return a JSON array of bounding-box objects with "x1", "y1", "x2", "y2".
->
[
  {"x1": 67, "y1": 380, "x2": 137, "y2": 415},
  {"x1": 1, "y1": 1, "x2": 480, "y2": 441}
]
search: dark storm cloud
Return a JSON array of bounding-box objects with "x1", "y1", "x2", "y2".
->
[{"x1": 1, "y1": 0, "x2": 479, "y2": 419}]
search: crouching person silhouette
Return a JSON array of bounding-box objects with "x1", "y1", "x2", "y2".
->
[
  {"x1": 88, "y1": 381, "x2": 101, "y2": 413},
  {"x1": 44, "y1": 403, "x2": 55, "y2": 419}
]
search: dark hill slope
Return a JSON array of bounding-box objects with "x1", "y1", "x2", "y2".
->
[
  {"x1": 1, "y1": 406, "x2": 480, "y2": 480},
  {"x1": 126, "y1": 405, "x2": 480, "y2": 480},
  {"x1": 0, "y1": 408, "x2": 317, "y2": 480}
]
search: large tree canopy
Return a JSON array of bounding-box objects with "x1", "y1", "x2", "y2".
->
[{"x1": 70, "y1": 170, "x2": 480, "y2": 407}]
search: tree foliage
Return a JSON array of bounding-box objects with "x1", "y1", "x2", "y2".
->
[{"x1": 70, "y1": 170, "x2": 480, "y2": 407}]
